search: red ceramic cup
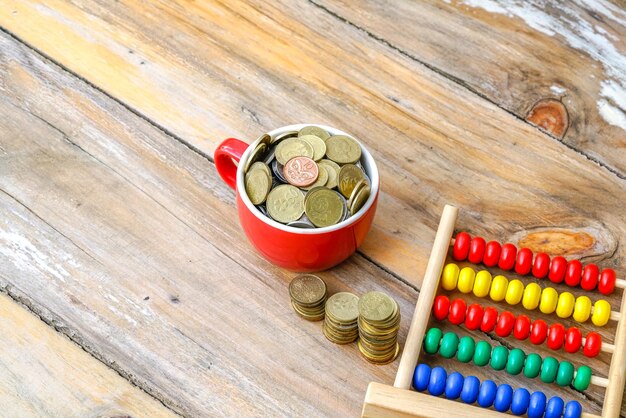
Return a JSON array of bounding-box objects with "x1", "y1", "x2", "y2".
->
[{"x1": 214, "y1": 124, "x2": 379, "y2": 272}]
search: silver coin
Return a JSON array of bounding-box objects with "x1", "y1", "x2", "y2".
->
[
  {"x1": 263, "y1": 147, "x2": 276, "y2": 165},
  {"x1": 256, "y1": 205, "x2": 269, "y2": 217},
  {"x1": 287, "y1": 218, "x2": 315, "y2": 228},
  {"x1": 272, "y1": 159, "x2": 288, "y2": 183},
  {"x1": 340, "y1": 195, "x2": 350, "y2": 222}
]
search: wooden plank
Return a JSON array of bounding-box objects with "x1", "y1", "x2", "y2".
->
[
  {"x1": 1, "y1": 2, "x2": 626, "y2": 416},
  {"x1": 0, "y1": 293, "x2": 178, "y2": 418},
  {"x1": 312, "y1": 0, "x2": 626, "y2": 177}
]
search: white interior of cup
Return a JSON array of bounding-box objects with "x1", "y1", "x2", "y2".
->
[{"x1": 236, "y1": 124, "x2": 380, "y2": 234}]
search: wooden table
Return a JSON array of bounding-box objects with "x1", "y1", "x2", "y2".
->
[{"x1": 0, "y1": 1, "x2": 625, "y2": 416}]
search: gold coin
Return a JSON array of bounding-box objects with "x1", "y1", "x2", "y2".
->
[
  {"x1": 291, "y1": 301, "x2": 324, "y2": 321},
  {"x1": 243, "y1": 142, "x2": 267, "y2": 173},
  {"x1": 275, "y1": 138, "x2": 314, "y2": 165},
  {"x1": 304, "y1": 188, "x2": 344, "y2": 228},
  {"x1": 347, "y1": 179, "x2": 367, "y2": 207},
  {"x1": 318, "y1": 159, "x2": 340, "y2": 189},
  {"x1": 289, "y1": 274, "x2": 327, "y2": 306},
  {"x1": 325, "y1": 135, "x2": 361, "y2": 164},
  {"x1": 338, "y1": 164, "x2": 365, "y2": 198},
  {"x1": 299, "y1": 134, "x2": 327, "y2": 161},
  {"x1": 298, "y1": 126, "x2": 330, "y2": 141},
  {"x1": 245, "y1": 168, "x2": 272, "y2": 205},
  {"x1": 271, "y1": 130, "x2": 298, "y2": 144},
  {"x1": 325, "y1": 292, "x2": 359, "y2": 323},
  {"x1": 266, "y1": 184, "x2": 305, "y2": 223},
  {"x1": 248, "y1": 161, "x2": 272, "y2": 178},
  {"x1": 349, "y1": 183, "x2": 371, "y2": 215},
  {"x1": 301, "y1": 164, "x2": 328, "y2": 191},
  {"x1": 358, "y1": 291, "x2": 395, "y2": 323}
]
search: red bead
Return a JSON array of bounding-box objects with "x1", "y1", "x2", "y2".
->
[
  {"x1": 529, "y1": 319, "x2": 548, "y2": 345},
  {"x1": 513, "y1": 315, "x2": 531, "y2": 340},
  {"x1": 468, "y1": 236, "x2": 486, "y2": 264},
  {"x1": 483, "y1": 241, "x2": 501, "y2": 267},
  {"x1": 448, "y1": 298, "x2": 467, "y2": 325},
  {"x1": 565, "y1": 260, "x2": 583, "y2": 287},
  {"x1": 546, "y1": 323, "x2": 565, "y2": 350},
  {"x1": 580, "y1": 264, "x2": 600, "y2": 291},
  {"x1": 564, "y1": 327, "x2": 582, "y2": 353},
  {"x1": 495, "y1": 311, "x2": 515, "y2": 337},
  {"x1": 532, "y1": 253, "x2": 550, "y2": 279},
  {"x1": 498, "y1": 243, "x2": 517, "y2": 271},
  {"x1": 598, "y1": 268, "x2": 617, "y2": 295},
  {"x1": 465, "y1": 303, "x2": 484, "y2": 330},
  {"x1": 583, "y1": 332, "x2": 602, "y2": 357},
  {"x1": 481, "y1": 307, "x2": 499, "y2": 333},
  {"x1": 515, "y1": 247, "x2": 533, "y2": 275},
  {"x1": 549, "y1": 256, "x2": 567, "y2": 283},
  {"x1": 433, "y1": 295, "x2": 450, "y2": 321},
  {"x1": 453, "y1": 232, "x2": 471, "y2": 261}
]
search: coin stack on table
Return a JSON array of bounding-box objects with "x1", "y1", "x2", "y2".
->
[
  {"x1": 323, "y1": 292, "x2": 360, "y2": 344},
  {"x1": 357, "y1": 291, "x2": 401, "y2": 364},
  {"x1": 288, "y1": 274, "x2": 328, "y2": 321},
  {"x1": 244, "y1": 126, "x2": 371, "y2": 228}
]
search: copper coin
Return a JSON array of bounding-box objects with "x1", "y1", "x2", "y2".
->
[{"x1": 283, "y1": 156, "x2": 319, "y2": 187}]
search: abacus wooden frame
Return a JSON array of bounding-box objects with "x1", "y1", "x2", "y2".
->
[{"x1": 361, "y1": 204, "x2": 626, "y2": 418}]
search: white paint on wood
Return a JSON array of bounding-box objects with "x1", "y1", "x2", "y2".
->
[{"x1": 462, "y1": 0, "x2": 626, "y2": 132}]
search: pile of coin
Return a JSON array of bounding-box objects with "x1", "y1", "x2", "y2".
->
[
  {"x1": 244, "y1": 126, "x2": 372, "y2": 228},
  {"x1": 323, "y1": 292, "x2": 359, "y2": 344},
  {"x1": 288, "y1": 274, "x2": 328, "y2": 321},
  {"x1": 357, "y1": 291, "x2": 401, "y2": 364}
]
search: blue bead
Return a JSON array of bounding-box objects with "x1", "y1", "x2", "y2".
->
[
  {"x1": 564, "y1": 400, "x2": 583, "y2": 418},
  {"x1": 477, "y1": 380, "x2": 497, "y2": 408},
  {"x1": 428, "y1": 366, "x2": 447, "y2": 396},
  {"x1": 511, "y1": 388, "x2": 530, "y2": 415},
  {"x1": 545, "y1": 396, "x2": 565, "y2": 418},
  {"x1": 460, "y1": 376, "x2": 480, "y2": 404},
  {"x1": 445, "y1": 372, "x2": 464, "y2": 399},
  {"x1": 527, "y1": 391, "x2": 547, "y2": 418},
  {"x1": 494, "y1": 384, "x2": 513, "y2": 412},
  {"x1": 413, "y1": 364, "x2": 431, "y2": 392}
]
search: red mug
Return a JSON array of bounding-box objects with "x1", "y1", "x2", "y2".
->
[{"x1": 214, "y1": 124, "x2": 379, "y2": 272}]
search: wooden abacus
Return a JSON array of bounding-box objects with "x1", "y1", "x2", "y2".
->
[{"x1": 362, "y1": 205, "x2": 626, "y2": 418}]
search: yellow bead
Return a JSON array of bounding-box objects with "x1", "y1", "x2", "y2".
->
[
  {"x1": 592, "y1": 300, "x2": 611, "y2": 327},
  {"x1": 539, "y1": 287, "x2": 558, "y2": 314},
  {"x1": 505, "y1": 279, "x2": 524, "y2": 305},
  {"x1": 490, "y1": 275, "x2": 509, "y2": 302},
  {"x1": 458, "y1": 267, "x2": 476, "y2": 294},
  {"x1": 573, "y1": 296, "x2": 592, "y2": 323},
  {"x1": 473, "y1": 270, "x2": 492, "y2": 298},
  {"x1": 556, "y1": 292, "x2": 575, "y2": 319},
  {"x1": 441, "y1": 263, "x2": 460, "y2": 291},
  {"x1": 522, "y1": 283, "x2": 542, "y2": 310}
]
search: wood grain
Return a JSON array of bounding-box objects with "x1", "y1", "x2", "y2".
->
[
  {"x1": 312, "y1": 0, "x2": 626, "y2": 177},
  {"x1": 1, "y1": 0, "x2": 626, "y2": 416},
  {"x1": 0, "y1": 293, "x2": 178, "y2": 418}
]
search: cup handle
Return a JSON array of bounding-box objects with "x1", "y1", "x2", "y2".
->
[{"x1": 214, "y1": 138, "x2": 249, "y2": 189}]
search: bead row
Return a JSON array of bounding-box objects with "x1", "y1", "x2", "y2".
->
[
  {"x1": 441, "y1": 263, "x2": 613, "y2": 326},
  {"x1": 423, "y1": 328, "x2": 593, "y2": 391},
  {"x1": 413, "y1": 363, "x2": 583, "y2": 418},
  {"x1": 453, "y1": 232, "x2": 617, "y2": 295},
  {"x1": 433, "y1": 295, "x2": 603, "y2": 357}
]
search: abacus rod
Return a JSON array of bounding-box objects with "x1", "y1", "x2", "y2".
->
[
  {"x1": 394, "y1": 204, "x2": 458, "y2": 389},
  {"x1": 581, "y1": 338, "x2": 615, "y2": 354},
  {"x1": 590, "y1": 375, "x2": 609, "y2": 388}
]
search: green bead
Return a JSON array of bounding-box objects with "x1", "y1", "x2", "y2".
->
[
  {"x1": 473, "y1": 341, "x2": 492, "y2": 366},
  {"x1": 457, "y1": 336, "x2": 476, "y2": 363},
  {"x1": 524, "y1": 353, "x2": 542, "y2": 379},
  {"x1": 490, "y1": 346, "x2": 509, "y2": 371},
  {"x1": 540, "y1": 356, "x2": 559, "y2": 383},
  {"x1": 573, "y1": 365, "x2": 592, "y2": 391},
  {"x1": 556, "y1": 361, "x2": 575, "y2": 387},
  {"x1": 506, "y1": 348, "x2": 525, "y2": 375},
  {"x1": 424, "y1": 328, "x2": 443, "y2": 354},
  {"x1": 439, "y1": 332, "x2": 460, "y2": 359}
]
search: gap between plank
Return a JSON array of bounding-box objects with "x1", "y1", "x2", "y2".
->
[{"x1": 306, "y1": 0, "x2": 626, "y2": 183}]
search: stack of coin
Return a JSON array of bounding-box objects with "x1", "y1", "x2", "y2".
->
[
  {"x1": 323, "y1": 292, "x2": 359, "y2": 344},
  {"x1": 289, "y1": 274, "x2": 327, "y2": 321},
  {"x1": 243, "y1": 126, "x2": 372, "y2": 229},
  {"x1": 357, "y1": 291, "x2": 401, "y2": 364}
]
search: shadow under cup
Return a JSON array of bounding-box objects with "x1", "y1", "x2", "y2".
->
[{"x1": 217, "y1": 123, "x2": 379, "y2": 272}]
